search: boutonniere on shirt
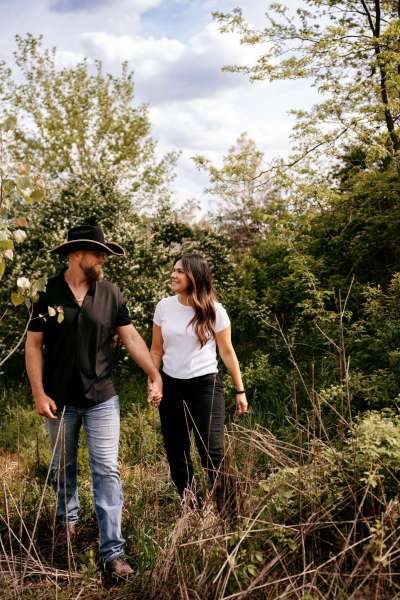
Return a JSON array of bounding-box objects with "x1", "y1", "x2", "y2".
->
[
  {"x1": 33, "y1": 305, "x2": 64, "y2": 324},
  {"x1": 47, "y1": 305, "x2": 64, "y2": 323}
]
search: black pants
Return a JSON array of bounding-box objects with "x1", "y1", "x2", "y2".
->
[{"x1": 159, "y1": 371, "x2": 225, "y2": 504}]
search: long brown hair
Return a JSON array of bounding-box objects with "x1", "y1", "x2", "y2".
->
[{"x1": 175, "y1": 254, "x2": 217, "y2": 347}]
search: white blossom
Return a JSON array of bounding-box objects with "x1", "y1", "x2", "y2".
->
[
  {"x1": 17, "y1": 276, "x2": 31, "y2": 290},
  {"x1": 48, "y1": 306, "x2": 56, "y2": 317},
  {"x1": 13, "y1": 229, "x2": 27, "y2": 244},
  {"x1": 4, "y1": 249, "x2": 14, "y2": 260}
]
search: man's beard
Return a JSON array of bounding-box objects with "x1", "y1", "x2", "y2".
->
[{"x1": 82, "y1": 265, "x2": 104, "y2": 282}]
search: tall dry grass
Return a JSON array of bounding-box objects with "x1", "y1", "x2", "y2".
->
[{"x1": 1, "y1": 405, "x2": 400, "y2": 599}]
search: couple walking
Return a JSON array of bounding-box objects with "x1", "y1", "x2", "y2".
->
[{"x1": 25, "y1": 224, "x2": 247, "y2": 577}]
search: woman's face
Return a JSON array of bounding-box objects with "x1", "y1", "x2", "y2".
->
[{"x1": 171, "y1": 260, "x2": 190, "y2": 294}]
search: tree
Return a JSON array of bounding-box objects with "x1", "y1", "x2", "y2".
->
[
  {"x1": 6, "y1": 34, "x2": 175, "y2": 211},
  {"x1": 214, "y1": 1, "x2": 400, "y2": 169},
  {"x1": 194, "y1": 133, "x2": 287, "y2": 247}
]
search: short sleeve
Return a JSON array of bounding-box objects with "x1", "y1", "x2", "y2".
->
[
  {"x1": 115, "y1": 288, "x2": 132, "y2": 327},
  {"x1": 115, "y1": 302, "x2": 131, "y2": 327},
  {"x1": 153, "y1": 300, "x2": 163, "y2": 326},
  {"x1": 27, "y1": 291, "x2": 48, "y2": 332},
  {"x1": 215, "y1": 303, "x2": 230, "y2": 332}
]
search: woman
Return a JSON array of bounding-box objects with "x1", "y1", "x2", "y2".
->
[{"x1": 149, "y1": 253, "x2": 247, "y2": 516}]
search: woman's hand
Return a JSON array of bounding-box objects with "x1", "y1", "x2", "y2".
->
[{"x1": 236, "y1": 392, "x2": 248, "y2": 416}]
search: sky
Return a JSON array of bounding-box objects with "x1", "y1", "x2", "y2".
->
[{"x1": 0, "y1": 0, "x2": 316, "y2": 208}]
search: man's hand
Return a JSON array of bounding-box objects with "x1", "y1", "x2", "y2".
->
[
  {"x1": 35, "y1": 393, "x2": 58, "y2": 419},
  {"x1": 147, "y1": 374, "x2": 163, "y2": 408}
]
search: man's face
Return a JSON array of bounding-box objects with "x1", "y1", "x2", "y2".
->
[{"x1": 79, "y1": 250, "x2": 106, "y2": 282}]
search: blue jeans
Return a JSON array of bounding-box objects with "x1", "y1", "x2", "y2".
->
[{"x1": 47, "y1": 396, "x2": 125, "y2": 563}]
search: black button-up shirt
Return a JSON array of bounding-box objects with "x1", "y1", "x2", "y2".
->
[{"x1": 28, "y1": 272, "x2": 131, "y2": 408}]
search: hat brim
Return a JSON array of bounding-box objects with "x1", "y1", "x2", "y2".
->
[{"x1": 50, "y1": 239, "x2": 125, "y2": 256}]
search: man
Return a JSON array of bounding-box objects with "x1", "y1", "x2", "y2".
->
[{"x1": 25, "y1": 223, "x2": 162, "y2": 577}]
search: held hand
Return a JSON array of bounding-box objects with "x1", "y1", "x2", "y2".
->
[
  {"x1": 236, "y1": 393, "x2": 248, "y2": 416},
  {"x1": 148, "y1": 375, "x2": 163, "y2": 408},
  {"x1": 35, "y1": 394, "x2": 58, "y2": 419}
]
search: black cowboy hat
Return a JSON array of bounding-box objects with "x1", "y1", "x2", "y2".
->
[{"x1": 50, "y1": 224, "x2": 125, "y2": 256}]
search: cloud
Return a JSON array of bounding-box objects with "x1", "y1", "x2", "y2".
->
[
  {"x1": 50, "y1": 0, "x2": 107, "y2": 12},
  {"x1": 55, "y1": 49, "x2": 91, "y2": 67},
  {"x1": 151, "y1": 89, "x2": 295, "y2": 157},
  {"x1": 81, "y1": 31, "x2": 186, "y2": 71},
  {"x1": 49, "y1": 0, "x2": 161, "y2": 14},
  {"x1": 80, "y1": 22, "x2": 264, "y2": 103}
]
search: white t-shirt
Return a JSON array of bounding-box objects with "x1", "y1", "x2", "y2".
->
[{"x1": 153, "y1": 295, "x2": 231, "y2": 379}]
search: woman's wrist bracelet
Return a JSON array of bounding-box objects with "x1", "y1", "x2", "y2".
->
[{"x1": 235, "y1": 390, "x2": 245, "y2": 394}]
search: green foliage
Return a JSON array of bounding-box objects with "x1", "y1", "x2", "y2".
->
[
  {"x1": 350, "y1": 410, "x2": 400, "y2": 494},
  {"x1": 224, "y1": 351, "x2": 290, "y2": 427},
  {"x1": 311, "y1": 161, "x2": 400, "y2": 287},
  {"x1": 253, "y1": 410, "x2": 400, "y2": 553}
]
